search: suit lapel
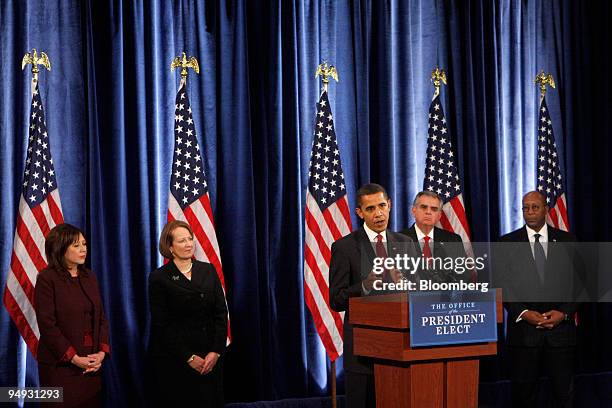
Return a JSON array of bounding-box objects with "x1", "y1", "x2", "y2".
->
[
  {"x1": 78, "y1": 272, "x2": 98, "y2": 305},
  {"x1": 518, "y1": 226, "x2": 545, "y2": 285},
  {"x1": 409, "y1": 224, "x2": 444, "y2": 257},
  {"x1": 406, "y1": 225, "x2": 423, "y2": 255},
  {"x1": 432, "y1": 227, "x2": 442, "y2": 257},
  {"x1": 166, "y1": 262, "x2": 197, "y2": 291},
  {"x1": 387, "y1": 231, "x2": 399, "y2": 258},
  {"x1": 546, "y1": 226, "x2": 560, "y2": 261},
  {"x1": 190, "y1": 262, "x2": 205, "y2": 291},
  {"x1": 522, "y1": 225, "x2": 558, "y2": 264},
  {"x1": 356, "y1": 228, "x2": 376, "y2": 266},
  {"x1": 543, "y1": 226, "x2": 564, "y2": 282}
]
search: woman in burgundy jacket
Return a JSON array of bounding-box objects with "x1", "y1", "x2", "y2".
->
[{"x1": 34, "y1": 223, "x2": 110, "y2": 408}]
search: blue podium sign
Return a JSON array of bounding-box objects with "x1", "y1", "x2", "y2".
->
[{"x1": 408, "y1": 290, "x2": 497, "y2": 347}]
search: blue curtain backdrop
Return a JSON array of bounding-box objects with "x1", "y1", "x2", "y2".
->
[{"x1": 1, "y1": 0, "x2": 611, "y2": 405}]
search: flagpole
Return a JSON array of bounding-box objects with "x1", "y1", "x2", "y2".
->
[
  {"x1": 315, "y1": 61, "x2": 339, "y2": 95},
  {"x1": 169, "y1": 52, "x2": 234, "y2": 347},
  {"x1": 315, "y1": 61, "x2": 339, "y2": 408},
  {"x1": 535, "y1": 70, "x2": 555, "y2": 103},
  {"x1": 427, "y1": 66, "x2": 477, "y2": 279},
  {"x1": 171, "y1": 51, "x2": 201, "y2": 88},
  {"x1": 430, "y1": 66, "x2": 446, "y2": 101},
  {"x1": 17, "y1": 47, "x2": 52, "y2": 393},
  {"x1": 22, "y1": 49, "x2": 51, "y2": 95},
  {"x1": 330, "y1": 360, "x2": 337, "y2": 408},
  {"x1": 534, "y1": 70, "x2": 572, "y2": 233}
]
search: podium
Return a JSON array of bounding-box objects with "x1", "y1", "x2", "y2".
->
[{"x1": 349, "y1": 291, "x2": 503, "y2": 408}]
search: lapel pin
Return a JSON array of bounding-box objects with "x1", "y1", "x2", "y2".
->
[{"x1": 172, "y1": 275, "x2": 179, "y2": 281}]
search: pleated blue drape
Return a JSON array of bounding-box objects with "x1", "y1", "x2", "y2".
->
[{"x1": 1, "y1": 0, "x2": 610, "y2": 405}]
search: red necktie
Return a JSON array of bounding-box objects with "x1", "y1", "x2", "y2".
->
[
  {"x1": 376, "y1": 234, "x2": 387, "y2": 258},
  {"x1": 422, "y1": 236, "x2": 432, "y2": 259},
  {"x1": 376, "y1": 234, "x2": 392, "y2": 282}
]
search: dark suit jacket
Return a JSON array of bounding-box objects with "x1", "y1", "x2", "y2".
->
[
  {"x1": 329, "y1": 227, "x2": 415, "y2": 373},
  {"x1": 400, "y1": 225, "x2": 467, "y2": 283},
  {"x1": 35, "y1": 266, "x2": 110, "y2": 364},
  {"x1": 148, "y1": 260, "x2": 227, "y2": 362},
  {"x1": 498, "y1": 225, "x2": 579, "y2": 347}
]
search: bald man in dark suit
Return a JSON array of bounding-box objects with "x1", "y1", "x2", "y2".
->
[{"x1": 498, "y1": 191, "x2": 579, "y2": 408}]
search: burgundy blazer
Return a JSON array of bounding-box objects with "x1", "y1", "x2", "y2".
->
[{"x1": 34, "y1": 266, "x2": 110, "y2": 364}]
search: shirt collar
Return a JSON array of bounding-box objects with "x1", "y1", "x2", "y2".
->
[
  {"x1": 414, "y1": 224, "x2": 434, "y2": 242},
  {"x1": 526, "y1": 223, "x2": 548, "y2": 242},
  {"x1": 363, "y1": 224, "x2": 387, "y2": 242}
]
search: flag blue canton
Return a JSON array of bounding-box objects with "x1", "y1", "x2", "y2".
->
[
  {"x1": 170, "y1": 84, "x2": 208, "y2": 209},
  {"x1": 423, "y1": 95, "x2": 461, "y2": 202},
  {"x1": 23, "y1": 83, "x2": 58, "y2": 209},
  {"x1": 307, "y1": 90, "x2": 346, "y2": 211},
  {"x1": 536, "y1": 97, "x2": 563, "y2": 205}
]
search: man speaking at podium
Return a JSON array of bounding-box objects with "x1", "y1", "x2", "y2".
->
[{"x1": 329, "y1": 183, "x2": 414, "y2": 408}]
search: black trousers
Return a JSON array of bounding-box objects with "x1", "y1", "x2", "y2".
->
[
  {"x1": 510, "y1": 345, "x2": 575, "y2": 408},
  {"x1": 345, "y1": 371, "x2": 375, "y2": 408}
]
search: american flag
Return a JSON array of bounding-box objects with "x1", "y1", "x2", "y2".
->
[
  {"x1": 303, "y1": 89, "x2": 352, "y2": 361},
  {"x1": 536, "y1": 96, "x2": 569, "y2": 231},
  {"x1": 167, "y1": 79, "x2": 231, "y2": 344},
  {"x1": 423, "y1": 94, "x2": 472, "y2": 251},
  {"x1": 3, "y1": 80, "x2": 64, "y2": 357}
]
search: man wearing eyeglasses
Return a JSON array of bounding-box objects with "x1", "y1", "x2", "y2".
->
[{"x1": 498, "y1": 191, "x2": 578, "y2": 408}]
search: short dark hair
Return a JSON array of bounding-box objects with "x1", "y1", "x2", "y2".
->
[
  {"x1": 159, "y1": 220, "x2": 194, "y2": 259},
  {"x1": 356, "y1": 183, "x2": 388, "y2": 207},
  {"x1": 45, "y1": 223, "x2": 85, "y2": 271},
  {"x1": 412, "y1": 191, "x2": 443, "y2": 207}
]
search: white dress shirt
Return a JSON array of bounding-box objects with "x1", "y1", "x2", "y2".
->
[
  {"x1": 414, "y1": 225, "x2": 434, "y2": 256},
  {"x1": 362, "y1": 225, "x2": 387, "y2": 295},
  {"x1": 517, "y1": 223, "x2": 549, "y2": 322},
  {"x1": 363, "y1": 224, "x2": 387, "y2": 244},
  {"x1": 526, "y1": 223, "x2": 549, "y2": 257}
]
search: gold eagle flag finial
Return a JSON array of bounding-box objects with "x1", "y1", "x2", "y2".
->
[
  {"x1": 315, "y1": 62, "x2": 339, "y2": 93},
  {"x1": 535, "y1": 70, "x2": 555, "y2": 99},
  {"x1": 22, "y1": 49, "x2": 51, "y2": 82},
  {"x1": 171, "y1": 52, "x2": 200, "y2": 79},
  {"x1": 431, "y1": 66, "x2": 447, "y2": 98}
]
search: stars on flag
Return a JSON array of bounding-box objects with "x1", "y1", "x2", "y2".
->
[{"x1": 169, "y1": 87, "x2": 208, "y2": 208}]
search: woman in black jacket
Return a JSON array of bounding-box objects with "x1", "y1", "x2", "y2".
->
[{"x1": 148, "y1": 220, "x2": 228, "y2": 407}]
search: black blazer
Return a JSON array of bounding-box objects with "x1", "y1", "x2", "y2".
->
[
  {"x1": 329, "y1": 227, "x2": 415, "y2": 373},
  {"x1": 497, "y1": 225, "x2": 579, "y2": 347},
  {"x1": 401, "y1": 225, "x2": 463, "y2": 250},
  {"x1": 400, "y1": 225, "x2": 467, "y2": 283},
  {"x1": 148, "y1": 260, "x2": 227, "y2": 362}
]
